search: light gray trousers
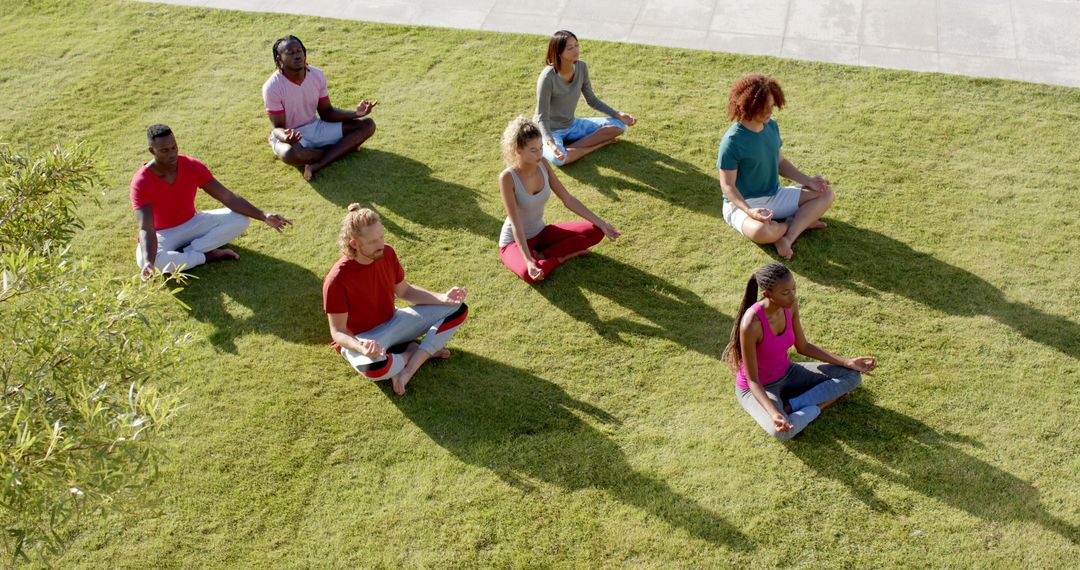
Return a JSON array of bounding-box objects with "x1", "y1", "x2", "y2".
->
[
  {"x1": 135, "y1": 208, "x2": 249, "y2": 272},
  {"x1": 342, "y1": 303, "x2": 468, "y2": 380}
]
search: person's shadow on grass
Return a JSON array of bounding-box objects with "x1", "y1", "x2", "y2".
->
[
  {"x1": 306, "y1": 148, "x2": 502, "y2": 242},
  {"x1": 172, "y1": 247, "x2": 326, "y2": 353},
  {"x1": 533, "y1": 254, "x2": 731, "y2": 360},
  {"x1": 384, "y1": 351, "x2": 754, "y2": 551},
  {"x1": 789, "y1": 220, "x2": 1080, "y2": 359},
  {"x1": 788, "y1": 399, "x2": 1078, "y2": 544},
  {"x1": 557, "y1": 140, "x2": 722, "y2": 219}
]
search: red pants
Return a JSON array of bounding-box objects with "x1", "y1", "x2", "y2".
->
[{"x1": 499, "y1": 221, "x2": 604, "y2": 283}]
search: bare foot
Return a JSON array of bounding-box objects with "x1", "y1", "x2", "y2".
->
[
  {"x1": 393, "y1": 368, "x2": 418, "y2": 396},
  {"x1": 556, "y1": 249, "x2": 590, "y2": 263},
  {"x1": 303, "y1": 164, "x2": 317, "y2": 181},
  {"x1": 773, "y1": 236, "x2": 793, "y2": 260},
  {"x1": 433, "y1": 348, "x2": 451, "y2": 359},
  {"x1": 391, "y1": 374, "x2": 407, "y2": 396},
  {"x1": 205, "y1": 248, "x2": 240, "y2": 262},
  {"x1": 809, "y1": 220, "x2": 827, "y2": 230}
]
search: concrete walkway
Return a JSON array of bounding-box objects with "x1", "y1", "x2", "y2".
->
[{"x1": 145, "y1": 0, "x2": 1080, "y2": 88}]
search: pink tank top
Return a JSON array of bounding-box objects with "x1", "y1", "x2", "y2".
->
[{"x1": 735, "y1": 301, "x2": 794, "y2": 390}]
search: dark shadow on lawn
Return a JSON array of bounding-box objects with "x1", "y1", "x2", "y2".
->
[
  {"x1": 385, "y1": 351, "x2": 754, "y2": 551},
  {"x1": 533, "y1": 254, "x2": 731, "y2": 360},
  {"x1": 556, "y1": 140, "x2": 722, "y2": 219},
  {"x1": 172, "y1": 247, "x2": 325, "y2": 353},
  {"x1": 789, "y1": 220, "x2": 1080, "y2": 360},
  {"x1": 789, "y1": 400, "x2": 1078, "y2": 544},
  {"x1": 307, "y1": 148, "x2": 502, "y2": 242}
]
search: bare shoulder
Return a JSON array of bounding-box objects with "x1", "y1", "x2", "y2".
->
[
  {"x1": 740, "y1": 308, "x2": 762, "y2": 337},
  {"x1": 498, "y1": 169, "x2": 517, "y2": 196},
  {"x1": 498, "y1": 168, "x2": 517, "y2": 186}
]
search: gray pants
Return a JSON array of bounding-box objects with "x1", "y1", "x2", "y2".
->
[
  {"x1": 342, "y1": 303, "x2": 468, "y2": 380},
  {"x1": 736, "y1": 362, "x2": 862, "y2": 441}
]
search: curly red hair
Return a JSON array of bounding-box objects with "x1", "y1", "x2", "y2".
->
[{"x1": 727, "y1": 74, "x2": 785, "y2": 121}]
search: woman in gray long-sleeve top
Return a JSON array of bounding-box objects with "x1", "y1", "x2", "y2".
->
[{"x1": 535, "y1": 30, "x2": 637, "y2": 166}]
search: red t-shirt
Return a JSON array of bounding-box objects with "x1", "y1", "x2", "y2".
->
[
  {"x1": 322, "y1": 246, "x2": 405, "y2": 348},
  {"x1": 129, "y1": 155, "x2": 214, "y2": 230}
]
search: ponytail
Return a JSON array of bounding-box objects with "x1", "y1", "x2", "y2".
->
[{"x1": 722, "y1": 276, "x2": 759, "y2": 374}]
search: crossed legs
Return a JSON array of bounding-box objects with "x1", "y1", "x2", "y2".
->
[
  {"x1": 740, "y1": 187, "x2": 834, "y2": 259},
  {"x1": 737, "y1": 362, "x2": 862, "y2": 441},
  {"x1": 278, "y1": 117, "x2": 377, "y2": 181},
  {"x1": 135, "y1": 209, "x2": 250, "y2": 273},
  {"x1": 558, "y1": 125, "x2": 624, "y2": 166},
  {"x1": 499, "y1": 222, "x2": 605, "y2": 282},
  {"x1": 340, "y1": 303, "x2": 468, "y2": 395}
]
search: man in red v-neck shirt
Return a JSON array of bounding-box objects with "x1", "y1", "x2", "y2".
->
[
  {"x1": 263, "y1": 35, "x2": 377, "y2": 181},
  {"x1": 130, "y1": 124, "x2": 292, "y2": 278}
]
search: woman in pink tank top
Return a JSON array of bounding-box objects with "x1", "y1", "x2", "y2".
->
[{"x1": 722, "y1": 263, "x2": 878, "y2": 440}]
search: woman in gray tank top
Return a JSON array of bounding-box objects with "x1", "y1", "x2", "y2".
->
[
  {"x1": 535, "y1": 30, "x2": 637, "y2": 167},
  {"x1": 498, "y1": 117, "x2": 621, "y2": 282}
]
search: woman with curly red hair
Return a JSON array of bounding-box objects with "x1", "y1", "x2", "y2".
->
[{"x1": 717, "y1": 75, "x2": 833, "y2": 259}]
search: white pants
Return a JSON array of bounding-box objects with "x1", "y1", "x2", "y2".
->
[{"x1": 135, "y1": 208, "x2": 250, "y2": 272}]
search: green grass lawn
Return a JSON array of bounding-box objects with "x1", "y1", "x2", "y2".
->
[{"x1": 3, "y1": 1, "x2": 1079, "y2": 567}]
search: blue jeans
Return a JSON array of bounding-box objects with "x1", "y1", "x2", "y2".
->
[
  {"x1": 543, "y1": 116, "x2": 626, "y2": 166},
  {"x1": 736, "y1": 362, "x2": 862, "y2": 441}
]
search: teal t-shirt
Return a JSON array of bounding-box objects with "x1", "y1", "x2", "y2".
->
[{"x1": 716, "y1": 119, "x2": 782, "y2": 201}]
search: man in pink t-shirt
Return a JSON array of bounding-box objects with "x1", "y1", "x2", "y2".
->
[
  {"x1": 263, "y1": 35, "x2": 377, "y2": 181},
  {"x1": 131, "y1": 124, "x2": 293, "y2": 277}
]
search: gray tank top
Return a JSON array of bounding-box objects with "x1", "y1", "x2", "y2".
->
[{"x1": 498, "y1": 166, "x2": 551, "y2": 247}]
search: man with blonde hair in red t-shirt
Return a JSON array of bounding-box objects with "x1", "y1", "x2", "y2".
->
[
  {"x1": 131, "y1": 124, "x2": 292, "y2": 277},
  {"x1": 323, "y1": 204, "x2": 468, "y2": 396}
]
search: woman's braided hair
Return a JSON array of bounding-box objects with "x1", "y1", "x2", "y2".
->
[{"x1": 722, "y1": 262, "x2": 792, "y2": 373}]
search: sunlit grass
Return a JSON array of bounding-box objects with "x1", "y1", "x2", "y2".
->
[{"x1": 3, "y1": 1, "x2": 1078, "y2": 567}]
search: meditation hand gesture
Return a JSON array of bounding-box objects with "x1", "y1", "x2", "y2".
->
[
  {"x1": 263, "y1": 213, "x2": 293, "y2": 232},
  {"x1": 548, "y1": 140, "x2": 566, "y2": 162},
  {"x1": 772, "y1": 413, "x2": 794, "y2": 433},
  {"x1": 599, "y1": 221, "x2": 621, "y2": 240},
  {"x1": 616, "y1": 112, "x2": 637, "y2": 127},
  {"x1": 356, "y1": 99, "x2": 378, "y2": 118},
  {"x1": 805, "y1": 176, "x2": 831, "y2": 192},
  {"x1": 282, "y1": 129, "x2": 303, "y2": 144},
  {"x1": 747, "y1": 207, "x2": 774, "y2": 223},
  {"x1": 358, "y1": 339, "x2": 385, "y2": 358},
  {"x1": 442, "y1": 286, "x2": 468, "y2": 304},
  {"x1": 845, "y1": 356, "x2": 878, "y2": 373},
  {"x1": 526, "y1": 260, "x2": 544, "y2": 281},
  {"x1": 140, "y1": 262, "x2": 155, "y2": 280}
]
